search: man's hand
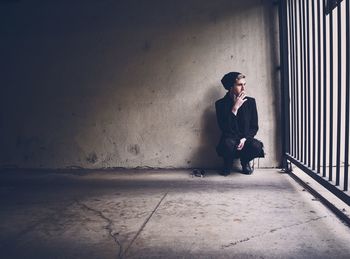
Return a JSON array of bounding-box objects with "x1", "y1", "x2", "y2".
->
[
  {"x1": 237, "y1": 138, "x2": 246, "y2": 150},
  {"x1": 232, "y1": 92, "x2": 247, "y2": 115}
]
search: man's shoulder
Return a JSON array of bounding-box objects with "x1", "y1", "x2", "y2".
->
[
  {"x1": 246, "y1": 96, "x2": 256, "y2": 102},
  {"x1": 215, "y1": 96, "x2": 228, "y2": 107},
  {"x1": 215, "y1": 97, "x2": 225, "y2": 104},
  {"x1": 245, "y1": 96, "x2": 256, "y2": 105}
]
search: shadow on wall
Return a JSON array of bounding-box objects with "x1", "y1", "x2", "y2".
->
[{"x1": 190, "y1": 85, "x2": 222, "y2": 169}]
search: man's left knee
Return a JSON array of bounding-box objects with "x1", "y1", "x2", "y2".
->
[{"x1": 245, "y1": 139, "x2": 264, "y2": 155}]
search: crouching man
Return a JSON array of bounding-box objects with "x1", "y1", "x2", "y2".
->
[{"x1": 215, "y1": 72, "x2": 264, "y2": 176}]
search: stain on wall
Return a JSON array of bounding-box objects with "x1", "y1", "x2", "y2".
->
[
  {"x1": 0, "y1": 0, "x2": 280, "y2": 169},
  {"x1": 86, "y1": 152, "x2": 98, "y2": 164},
  {"x1": 128, "y1": 145, "x2": 141, "y2": 156}
]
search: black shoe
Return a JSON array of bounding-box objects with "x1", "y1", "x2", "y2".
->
[
  {"x1": 241, "y1": 161, "x2": 254, "y2": 175},
  {"x1": 192, "y1": 169, "x2": 205, "y2": 178}
]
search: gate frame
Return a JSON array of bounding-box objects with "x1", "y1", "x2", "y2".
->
[{"x1": 278, "y1": 0, "x2": 350, "y2": 225}]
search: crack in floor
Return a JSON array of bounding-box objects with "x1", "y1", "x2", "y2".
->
[
  {"x1": 122, "y1": 192, "x2": 168, "y2": 257},
  {"x1": 222, "y1": 216, "x2": 327, "y2": 248},
  {"x1": 75, "y1": 200, "x2": 123, "y2": 259}
]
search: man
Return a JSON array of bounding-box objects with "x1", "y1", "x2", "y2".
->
[{"x1": 215, "y1": 72, "x2": 264, "y2": 176}]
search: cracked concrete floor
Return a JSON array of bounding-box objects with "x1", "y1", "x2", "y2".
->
[{"x1": 1, "y1": 169, "x2": 350, "y2": 259}]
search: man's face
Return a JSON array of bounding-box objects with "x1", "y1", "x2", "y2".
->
[{"x1": 230, "y1": 78, "x2": 246, "y2": 96}]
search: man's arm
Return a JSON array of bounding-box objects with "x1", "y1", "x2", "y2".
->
[
  {"x1": 215, "y1": 101, "x2": 237, "y2": 134},
  {"x1": 247, "y1": 98, "x2": 259, "y2": 138}
]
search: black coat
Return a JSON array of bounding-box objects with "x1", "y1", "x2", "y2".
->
[{"x1": 215, "y1": 92, "x2": 259, "y2": 140}]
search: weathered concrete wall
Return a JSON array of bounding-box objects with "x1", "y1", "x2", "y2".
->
[{"x1": 0, "y1": 0, "x2": 281, "y2": 169}]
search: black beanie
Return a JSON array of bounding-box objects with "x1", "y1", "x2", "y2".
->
[{"x1": 221, "y1": 72, "x2": 241, "y2": 90}]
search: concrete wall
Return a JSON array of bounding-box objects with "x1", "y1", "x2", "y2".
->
[{"x1": 0, "y1": 0, "x2": 281, "y2": 169}]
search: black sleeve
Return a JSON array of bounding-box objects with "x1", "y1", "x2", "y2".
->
[
  {"x1": 215, "y1": 101, "x2": 237, "y2": 135},
  {"x1": 247, "y1": 99, "x2": 259, "y2": 138}
]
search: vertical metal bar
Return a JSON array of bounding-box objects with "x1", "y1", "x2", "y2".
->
[
  {"x1": 291, "y1": 0, "x2": 298, "y2": 157},
  {"x1": 291, "y1": 0, "x2": 297, "y2": 157},
  {"x1": 286, "y1": 1, "x2": 291, "y2": 156},
  {"x1": 300, "y1": 0, "x2": 305, "y2": 163},
  {"x1": 279, "y1": 0, "x2": 290, "y2": 167},
  {"x1": 312, "y1": 0, "x2": 316, "y2": 171},
  {"x1": 329, "y1": 6, "x2": 334, "y2": 182},
  {"x1": 322, "y1": 0, "x2": 328, "y2": 178},
  {"x1": 335, "y1": 2, "x2": 342, "y2": 186},
  {"x1": 295, "y1": 0, "x2": 300, "y2": 161},
  {"x1": 344, "y1": 0, "x2": 349, "y2": 191},
  {"x1": 296, "y1": 0, "x2": 303, "y2": 161},
  {"x1": 303, "y1": 0, "x2": 308, "y2": 165},
  {"x1": 317, "y1": 0, "x2": 322, "y2": 174},
  {"x1": 286, "y1": 0, "x2": 291, "y2": 154},
  {"x1": 306, "y1": 0, "x2": 311, "y2": 167},
  {"x1": 288, "y1": 0, "x2": 295, "y2": 157}
]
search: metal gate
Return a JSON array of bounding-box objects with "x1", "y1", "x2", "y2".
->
[{"x1": 279, "y1": 0, "x2": 350, "y2": 206}]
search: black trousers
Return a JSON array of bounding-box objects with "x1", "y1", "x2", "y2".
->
[{"x1": 216, "y1": 137, "x2": 264, "y2": 170}]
